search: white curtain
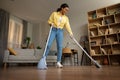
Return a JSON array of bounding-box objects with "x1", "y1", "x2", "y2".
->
[{"x1": 8, "y1": 18, "x2": 23, "y2": 48}]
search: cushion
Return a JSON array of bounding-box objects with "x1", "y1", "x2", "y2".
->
[
  {"x1": 14, "y1": 49, "x2": 34, "y2": 56},
  {"x1": 8, "y1": 48, "x2": 17, "y2": 55}
]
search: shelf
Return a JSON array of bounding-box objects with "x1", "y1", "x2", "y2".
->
[
  {"x1": 88, "y1": 17, "x2": 103, "y2": 23},
  {"x1": 91, "y1": 54, "x2": 107, "y2": 57},
  {"x1": 106, "y1": 34, "x2": 118, "y2": 44},
  {"x1": 101, "y1": 45, "x2": 112, "y2": 55},
  {"x1": 101, "y1": 44, "x2": 112, "y2": 46},
  {"x1": 97, "y1": 8, "x2": 107, "y2": 18},
  {"x1": 98, "y1": 25, "x2": 108, "y2": 35},
  {"x1": 104, "y1": 15, "x2": 115, "y2": 25},
  {"x1": 107, "y1": 3, "x2": 120, "y2": 15},
  {"x1": 112, "y1": 44, "x2": 120, "y2": 55},
  {"x1": 89, "y1": 28, "x2": 98, "y2": 37},
  {"x1": 115, "y1": 13, "x2": 120, "y2": 23},
  {"x1": 109, "y1": 22, "x2": 120, "y2": 34},
  {"x1": 88, "y1": 10, "x2": 96, "y2": 20},
  {"x1": 90, "y1": 36, "x2": 105, "y2": 45},
  {"x1": 91, "y1": 46, "x2": 101, "y2": 55},
  {"x1": 88, "y1": 3, "x2": 120, "y2": 65}
]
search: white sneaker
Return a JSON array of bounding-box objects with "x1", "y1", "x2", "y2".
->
[{"x1": 56, "y1": 62, "x2": 63, "y2": 68}]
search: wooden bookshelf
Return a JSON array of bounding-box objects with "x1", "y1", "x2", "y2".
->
[{"x1": 88, "y1": 3, "x2": 120, "y2": 65}]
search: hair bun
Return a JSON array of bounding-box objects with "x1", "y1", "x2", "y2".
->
[{"x1": 57, "y1": 8, "x2": 61, "y2": 12}]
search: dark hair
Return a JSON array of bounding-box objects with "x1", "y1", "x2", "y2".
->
[{"x1": 57, "y1": 3, "x2": 69, "y2": 12}]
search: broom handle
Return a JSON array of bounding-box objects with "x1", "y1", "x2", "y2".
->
[
  {"x1": 43, "y1": 26, "x2": 53, "y2": 57},
  {"x1": 72, "y1": 37, "x2": 96, "y2": 63}
]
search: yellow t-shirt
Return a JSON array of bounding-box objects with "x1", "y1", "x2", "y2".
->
[{"x1": 48, "y1": 12, "x2": 73, "y2": 35}]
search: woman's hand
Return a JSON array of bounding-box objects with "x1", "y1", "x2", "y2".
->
[
  {"x1": 49, "y1": 23, "x2": 54, "y2": 27},
  {"x1": 70, "y1": 34, "x2": 74, "y2": 39}
]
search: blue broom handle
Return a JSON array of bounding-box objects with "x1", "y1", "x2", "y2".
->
[{"x1": 43, "y1": 26, "x2": 53, "y2": 57}]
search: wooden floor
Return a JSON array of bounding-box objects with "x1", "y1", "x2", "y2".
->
[{"x1": 0, "y1": 65, "x2": 120, "y2": 80}]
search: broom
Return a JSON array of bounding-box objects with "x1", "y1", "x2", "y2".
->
[
  {"x1": 71, "y1": 36, "x2": 102, "y2": 68},
  {"x1": 37, "y1": 27, "x2": 53, "y2": 70}
]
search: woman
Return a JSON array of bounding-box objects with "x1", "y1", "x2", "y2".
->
[{"x1": 45, "y1": 3, "x2": 73, "y2": 68}]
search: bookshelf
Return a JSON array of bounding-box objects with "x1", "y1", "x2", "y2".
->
[{"x1": 88, "y1": 3, "x2": 120, "y2": 65}]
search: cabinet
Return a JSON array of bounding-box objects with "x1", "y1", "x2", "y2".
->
[{"x1": 88, "y1": 3, "x2": 120, "y2": 65}]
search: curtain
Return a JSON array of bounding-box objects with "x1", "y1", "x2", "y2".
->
[
  {"x1": 8, "y1": 18, "x2": 23, "y2": 48},
  {"x1": 0, "y1": 9, "x2": 9, "y2": 67}
]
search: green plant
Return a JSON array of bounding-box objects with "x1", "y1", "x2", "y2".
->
[
  {"x1": 37, "y1": 46, "x2": 42, "y2": 49},
  {"x1": 25, "y1": 37, "x2": 31, "y2": 48}
]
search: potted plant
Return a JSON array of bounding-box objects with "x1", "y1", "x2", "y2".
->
[
  {"x1": 25, "y1": 37, "x2": 31, "y2": 48},
  {"x1": 37, "y1": 46, "x2": 42, "y2": 49}
]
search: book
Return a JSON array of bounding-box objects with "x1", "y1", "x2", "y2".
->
[
  {"x1": 91, "y1": 50, "x2": 96, "y2": 55},
  {"x1": 105, "y1": 29, "x2": 108, "y2": 35},
  {"x1": 98, "y1": 30, "x2": 104, "y2": 35},
  {"x1": 101, "y1": 48, "x2": 107, "y2": 55},
  {"x1": 90, "y1": 31, "x2": 95, "y2": 36},
  {"x1": 106, "y1": 38, "x2": 112, "y2": 44},
  {"x1": 109, "y1": 28, "x2": 113, "y2": 34}
]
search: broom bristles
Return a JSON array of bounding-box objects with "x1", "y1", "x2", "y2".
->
[{"x1": 37, "y1": 57, "x2": 47, "y2": 70}]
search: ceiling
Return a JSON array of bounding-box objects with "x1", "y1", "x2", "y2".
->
[
  {"x1": 0, "y1": 0, "x2": 84, "y2": 23},
  {"x1": 0, "y1": 0, "x2": 120, "y2": 24}
]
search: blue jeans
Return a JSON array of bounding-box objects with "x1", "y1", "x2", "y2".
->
[{"x1": 45, "y1": 27, "x2": 63, "y2": 62}]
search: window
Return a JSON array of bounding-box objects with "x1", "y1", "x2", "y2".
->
[{"x1": 8, "y1": 16, "x2": 23, "y2": 48}]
